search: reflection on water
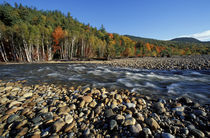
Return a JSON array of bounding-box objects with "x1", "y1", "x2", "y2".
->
[{"x1": 0, "y1": 63, "x2": 209, "y2": 104}]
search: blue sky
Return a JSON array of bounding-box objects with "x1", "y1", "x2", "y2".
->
[{"x1": 1, "y1": 0, "x2": 210, "y2": 41}]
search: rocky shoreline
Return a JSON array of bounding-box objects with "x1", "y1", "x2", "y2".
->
[
  {"x1": 0, "y1": 80, "x2": 209, "y2": 137},
  {"x1": 102, "y1": 55, "x2": 210, "y2": 70},
  {"x1": 1, "y1": 55, "x2": 210, "y2": 70}
]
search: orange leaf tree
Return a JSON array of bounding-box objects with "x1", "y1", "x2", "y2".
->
[{"x1": 52, "y1": 26, "x2": 64, "y2": 53}]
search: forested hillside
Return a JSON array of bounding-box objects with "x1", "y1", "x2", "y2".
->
[{"x1": 0, "y1": 3, "x2": 209, "y2": 62}]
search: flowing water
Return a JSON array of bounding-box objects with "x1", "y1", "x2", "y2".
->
[{"x1": 0, "y1": 63, "x2": 209, "y2": 104}]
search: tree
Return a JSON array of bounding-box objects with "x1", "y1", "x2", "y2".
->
[{"x1": 52, "y1": 26, "x2": 64, "y2": 58}]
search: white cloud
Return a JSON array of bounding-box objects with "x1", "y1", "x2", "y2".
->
[{"x1": 180, "y1": 30, "x2": 210, "y2": 41}]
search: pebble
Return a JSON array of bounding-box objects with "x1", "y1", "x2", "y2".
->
[
  {"x1": 82, "y1": 96, "x2": 93, "y2": 103},
  {"x1": 130, "y1": 123, "x2": 142, "y2": 134},
  {"x1": 146, "y1": 118, "x2": 160, "y2": 130},
  {"x1": 124, "y1": 117, "x2": 136, "y2": 126},
  {"x1": 190, "y1": 128, "x2": 205, "y2": 138},
  {"x1": 110, "y1": 120, "x2": 118, "y2": 130},
  {"x1": 16, "y1": 120, "x2": 28, "y2": 129},
  {"x1": 194, "y1": 110, "x2": 207, "y2": 116},
  {"x1": 89, "y1": 100, "x2": 97, "y2": 108},
  {"x1": 105, "y1": 109, "x2": 115, "y2": 118},
  {"x1": 162, "y1": 133, "x2": 175, "y2": 138},
  {"x1": 65, "y1": 114, "x2": 73, "y2": 124},
  {"x1": 8, "y1": 101, "x2": 22, "y2": 108},
  {"x1": 0, "y1": 81, "x2": 208, "y2": 137},
  {"x1": 64, "y1": 121, "x2": 76, "y2": 132},
  {"x1": 172, "y1": 106, "x2": 185, "y2": 112},
  {"x1": 126, "y1": 103, "x2": 136, "y2": 108},
  {"x1": 22, "y1": 92, "x2": 33, "y2": 98},
  {"x1": 16, "y1": 127, "x2": 28, "y2": 137},
  {"x1": 154, "y1": 102, "x2": 166, "y2": 114},
  {"x1": 7, "y1": 114, "x2": 19, "y2": 124},
  {"x1": 143, "y1": 128, "x2": 152, "y2": 135},
  {"x1": 53, "y1": 119, "x2": 66, "y2": 132}
]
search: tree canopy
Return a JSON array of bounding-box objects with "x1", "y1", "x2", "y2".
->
[{"x1": 0, "y1": 3, "x2": 209, "y2": 62}]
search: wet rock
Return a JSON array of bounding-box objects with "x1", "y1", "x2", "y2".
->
[
  {"x1": 53, "y1": 119, "x2": 65, "y2": 132},
  {"x1": 105, "y1": 109, "x2": 115, "y2": 118},
  {"x1": 162, "y1": 133, "x2": 175, "y2": 138},
  {"x1": 146, "y1": 118, "x2": 160, "y2": 130},
  {"x1": 124, "y1": 117, "x2": 136, "y2": 126},
  {"x1": 191, "y1": 128, "x2": 205, "y2": 138},
  {"x1": 130, "y1": 123, "x2": 142, "y2": 134},
  {"x1": 82, "y1": 96, "x2": 93, "y2": 103},
  {"x1": 110, "y1": 119, "x2": 118, "y2": 130}
]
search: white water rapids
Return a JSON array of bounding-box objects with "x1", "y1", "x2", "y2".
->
[{"x1": 0, "y1": 63, "x2": 209, "y2": 104}]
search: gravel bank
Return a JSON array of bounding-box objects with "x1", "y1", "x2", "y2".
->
[
  {"x1": 0, "y1": 80, "x2": 209, "y2": 137},
  {"x1": 1, "y1": 55, "x2": 209, "y2": 70},
  {"x1": 103, "y1": 55, "x2": 210, "y2": 70}
]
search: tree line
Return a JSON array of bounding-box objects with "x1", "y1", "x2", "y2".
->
[{"x1": 0, "y1": 3, "x2": 209, "y2": 62}]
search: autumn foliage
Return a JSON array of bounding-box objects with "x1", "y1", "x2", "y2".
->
[{"x1": 52, "y1": 26, "x2": 64, "y2": 53}]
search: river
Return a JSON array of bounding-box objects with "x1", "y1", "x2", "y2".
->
[{"x1": 0, "y1": 63, "x2": 209, "y2": 104}]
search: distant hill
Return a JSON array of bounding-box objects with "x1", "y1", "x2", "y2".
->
[
  {"x1": 171, "y1": 37, "x2": 201, "y2": 43},
  {"x1": 125, "y1": 35, "x2": 210, "y2": 45}
]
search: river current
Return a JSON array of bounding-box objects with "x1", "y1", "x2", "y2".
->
[{"x1": 0, "y1": 63, "x2": 209, "y2": 104}]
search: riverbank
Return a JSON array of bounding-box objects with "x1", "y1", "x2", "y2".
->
[
  {"x1": 0, "y1": 81, "x2": 209, "y2": 137},
  {"x1": 1, "y1": 55, "x2": 210, "y2": 70}
]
